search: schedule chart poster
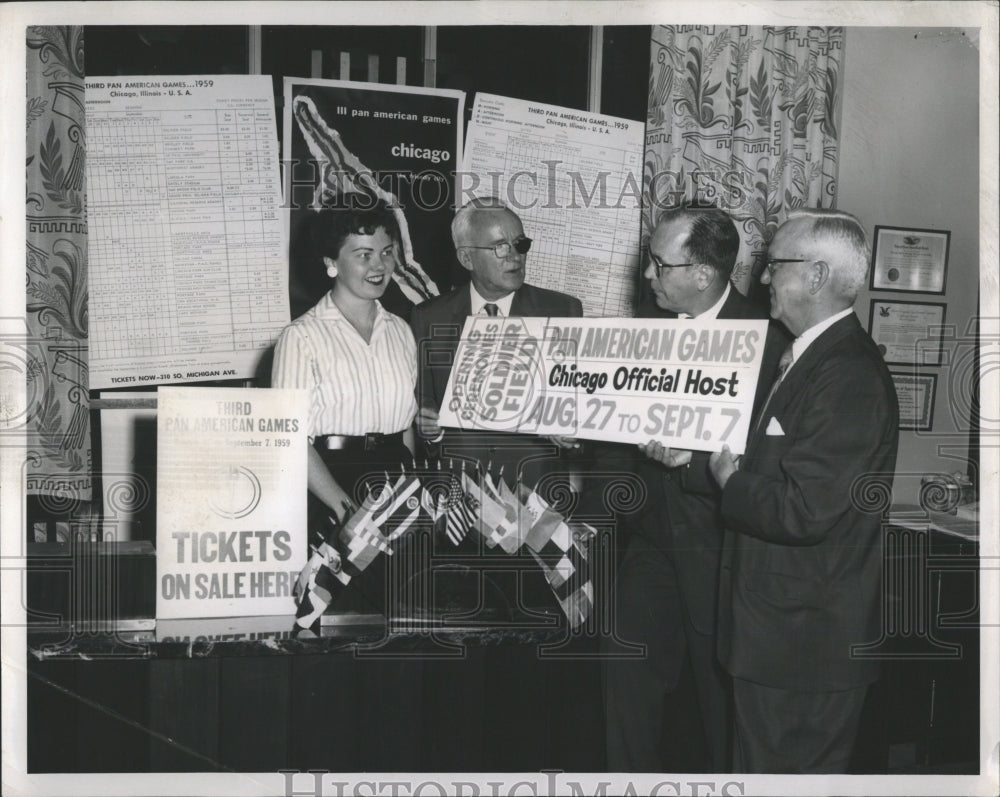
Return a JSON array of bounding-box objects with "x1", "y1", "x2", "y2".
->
[
  {"x1": 437, "y1": 316, "x2": 768, "y2": 455},
  {"x1": 156, "y1": 386, "x2": 308, "y2": 620},
  {"x1": 85, "y1": 75, "x2": 289, "y2": 389},
  {"x1": 463, "y1": 93, "x2": 644, "y2": 317}
]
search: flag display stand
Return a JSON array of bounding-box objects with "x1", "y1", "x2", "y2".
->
[{"x1": 295, "y1": 461, "x2": 599, "y2": 633}]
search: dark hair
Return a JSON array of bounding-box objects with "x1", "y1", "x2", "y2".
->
[
  {"x1": 656, "y1": 206, "x2": 740, "y2": 279},
  {"x1": 310, "y1": 200, "x2": 401, "y2": 261}
]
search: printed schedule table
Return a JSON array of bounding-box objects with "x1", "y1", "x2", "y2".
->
[
  {"x1": 464, "y1": 93, "x2": 644, "y2": 317},
  {"x1": 85, "y1": 76, "x2": 289, "y2": 388}
]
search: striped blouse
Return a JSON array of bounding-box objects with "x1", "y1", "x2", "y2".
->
[{"x1": 271, "y1": 292, "x2": 417, "y2": 438}]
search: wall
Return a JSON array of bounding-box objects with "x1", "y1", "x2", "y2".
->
[{"x1": 838, "y1": 27, "x2": 981, "y2": 504}]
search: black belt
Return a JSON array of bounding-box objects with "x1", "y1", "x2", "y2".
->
[{"x1": 316, "y1": 431, "x2": 405, "y2": 452}]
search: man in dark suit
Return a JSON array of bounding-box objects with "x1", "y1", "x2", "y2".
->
[
  {"x1": 604, "y1": 207, "x2": 790, "y2": 772},
  {"x1": 709, "y1": 208, "x2": 899, "y2": 773},
  {"x1": 410, "y1": 196, "x2": 583, "y2": 487}
]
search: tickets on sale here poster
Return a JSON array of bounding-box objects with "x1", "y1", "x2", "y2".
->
[{"x1": 156, "y1": 386, "x2": 309, "y2": 619}]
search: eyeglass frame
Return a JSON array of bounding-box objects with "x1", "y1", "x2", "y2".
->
[
  {"x1": 761, "y1": 257, "x2": 809, "y2": 277},
  {"x1": 460, "y1": 237, "x2": 532, "y2": 259},
  {"x1": 649, "y1": 252, "x2": 697, "y2": 278}
]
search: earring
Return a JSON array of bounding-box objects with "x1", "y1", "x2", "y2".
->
[
  {"x1": 329, "y1": 267, "x2": 338, "y2": 278},
  {"x1": 323, "y1": 256, "x2": 338, "y2": 279}
]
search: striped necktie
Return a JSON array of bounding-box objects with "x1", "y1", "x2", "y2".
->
[
  {"x1": 483, "y1": 303, "x2": 499, "y2": 317},
  {"x1": 752, "y1": 344, "x2": 795, "y2": 438}
]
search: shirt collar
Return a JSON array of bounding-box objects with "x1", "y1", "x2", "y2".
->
[
  {"x1": 790, "y1": 307, "x2": 854, "y2": 366},
  {"x1": 688, "y1": 282, "x2": 731, "y2": 320},
  {"x1": 313, "y1": 291, "x2": 388, "y2": 332},
  {"x1": 469, "y1": 283, "x2": 515, "y2": 317}
]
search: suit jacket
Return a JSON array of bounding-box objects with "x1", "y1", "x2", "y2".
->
[
  {"x1": 410, "y1": 281, "x2": 583, "y2": 487},
  {"x1": 717, "y1": 313, "x2": 899, "y2": 691},
  {"x1": 632, "y1": 288, "x2": 791, "y2": 633}
]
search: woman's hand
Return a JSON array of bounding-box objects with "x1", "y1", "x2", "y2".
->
[
  {"x1": 308, "y1": 446, "x2": 357, "y2": 524},
  {"x1": 328, "y1": 489, "x2": 356, "y2": 523}
]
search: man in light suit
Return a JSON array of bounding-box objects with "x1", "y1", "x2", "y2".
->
[
  {"x1": 410, "y1": 196, "x2": 583, "y2": 488},
  {"x1": 604, "y1": 206, "x2": 790, "y2": 772},
  {"x1": 709, "y1": 208, "x2": 899, "y2": 773}
]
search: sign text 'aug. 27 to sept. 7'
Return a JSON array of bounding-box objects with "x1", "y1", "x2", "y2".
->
[{"x1": 438, "y1": 317, "x2": 768, "y2": 455}]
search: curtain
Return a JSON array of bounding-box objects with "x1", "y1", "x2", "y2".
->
[
  {"x1": 25, "y1": 26, "x2": 91, "y2": 505},
  {"x1": 643, "y1": 25, "x2": 843, "y2": 294}
]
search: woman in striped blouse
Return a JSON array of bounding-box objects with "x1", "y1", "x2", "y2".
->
[{"x1": 272, "y1": 202, "x2": 418, "y2": 549}]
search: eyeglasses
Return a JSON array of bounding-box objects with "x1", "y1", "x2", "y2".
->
[
  {"x1": 762, "y1": 258, "x2": 808, "y2": 276},
  {"x1": 649, "y1": 253, "x2": 695, "y2": 278},
  {"x1": 463, "y1": 237, "x2": 532, "y2": 258}
]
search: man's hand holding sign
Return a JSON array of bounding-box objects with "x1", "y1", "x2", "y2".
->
[{"x1": 638, "y1": 440, "x2": 694, "y2": 468}]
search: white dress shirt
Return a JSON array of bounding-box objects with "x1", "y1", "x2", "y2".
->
[
  {"x1": 470, "y1": 284, "x2": 515, "y2": 317},
  {"x1": 786, "y1": 307, "x2": 854, "y2": 375},
  {"x1": 271, "y1": 292, "x2": 417, "y2": 439}
]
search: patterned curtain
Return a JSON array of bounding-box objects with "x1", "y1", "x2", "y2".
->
[
  {"x1": 25, "y1": 26, "x2": 91, "y2": 503},
  {"x1": 643, "y1": 25, "x2": 843, "y2": 293}
]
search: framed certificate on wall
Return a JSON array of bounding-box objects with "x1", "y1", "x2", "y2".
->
[
  {"x1": 890, "y1": 372, "x2": 937, "y2": 431},
  {"x1": 869, "y1": 300, "x2": 946, "y2": 365},
  {"x1": 870, "y1": 226, "x2": 950, "y2": 293}
]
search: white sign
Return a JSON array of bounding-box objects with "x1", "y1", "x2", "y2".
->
[
  {"x1": 156, "y1": 386, "x2": 308, "y2": 619},
  {"x1": 463, "y1": 93, "x2": 644, "y2": 317},
  {"x1": 85, "y1": 75, "x2": 289, "y2": 389},
  {"x1": 437, "y1": 316, "x2": 768, "y2": 455}
]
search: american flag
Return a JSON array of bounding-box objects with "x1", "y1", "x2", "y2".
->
[{"x1": 443, "y1": 472, "x2": 476, "y2": 546}]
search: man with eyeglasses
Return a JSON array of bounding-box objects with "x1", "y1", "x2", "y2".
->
[
  {"x1": 707, "y1": 208, "x2": 899, "y2": 773},
  {"x1": 410, "y1": 196, "x2": 583, "y2": 488},
  {"x1": 605, "y1": 205, "x2": 790, "y2": 773}
]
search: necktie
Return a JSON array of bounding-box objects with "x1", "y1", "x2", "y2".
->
[
  {"x1": 483, "y1": 303, "x2": 499, "y2": 317},
  {"x1": 752, "y1": 344, "x2": 794, "y2": 438}
]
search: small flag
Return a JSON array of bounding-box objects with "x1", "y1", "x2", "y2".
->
[
  {"x1": 372, "y1": 471, "x2": 422, "y2": 541},
  {"x1": 568, "y1": 520, "x2": 598, "y2": 556},
  {"x1": 339, "y1": 478, "x2": 398, "y2": 570},
  {"x1": 344, "y1": 474, "x2": 394, "y2": 532},
  {"x1": 558, "y1": 581, "x2": 594, "y2": 629},
  {"x1": 481, "y1": 466, "x2": 504, "y2": 503},
  {"x1": 486, "y1": 477, "x2": 523, "y2": 553},
  {"x1": 443, "y1": 471, "x2": 476, "y2": 545},
  {"x1": 421, "y1": 482, "x2": 446, "y2": 524},
  {"x1": 294, "y1": 515, "x2": 352, "y2": 629},
  {"x1": 462, "y1": 470, "x2": 506, "y2": 541},
  {"x1": 343, "y1": 523, "x2": 392, "y2": 571},
  {"x1": 518, "y1": 483, "x2": 572, "y2": 554},
  {"x1": 419, "y1": 459, "x2": 447, "y2": 524}
]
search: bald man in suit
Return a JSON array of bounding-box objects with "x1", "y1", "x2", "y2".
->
[{"x1": 709, "y1": 208, "x2": 899, "y2": 773}]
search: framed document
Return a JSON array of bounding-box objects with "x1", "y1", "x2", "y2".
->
[
  {"x1": 891, "y1": 372, "x2": 937, "y2": 431},
  {"x1": 870, "y1": 226, "x2": 950, "y2": 293},
  {"x1": 869, "y1": 300, "x2": 946, "y2": 365}
]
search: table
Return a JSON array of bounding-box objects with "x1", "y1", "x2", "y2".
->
[
  {"x1": 27, "y1": 615, "x2": 605, "y2": 773},
  {"x1": 851, "y1": 504, "x2": 979, "y2": 771}
]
